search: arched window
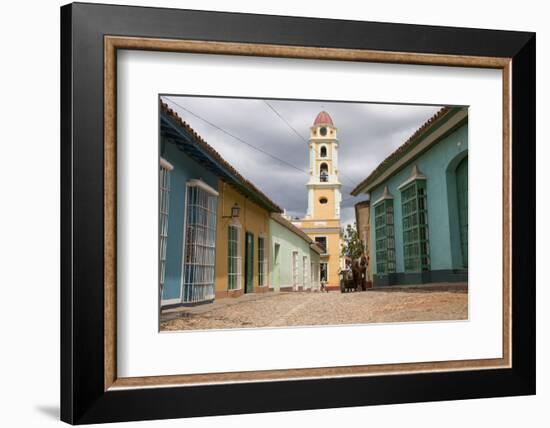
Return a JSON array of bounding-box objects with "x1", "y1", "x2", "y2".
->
[
  {"x1": 320, "y1": 146, "x2": 327, "y2": 158},
  {"x1": 319, "y1": 197, "x2": 328, "y2": 204},
  {"x1": 319, "y1": 163, "x2": 328, "y2": 182}
]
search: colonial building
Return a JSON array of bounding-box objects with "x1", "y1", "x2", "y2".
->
[
  {"x1": 215, "y1": 179, "x2": 282, "y2": 299},
  {"x1": 292, "y1": 111, "x2": 342, "y2": 290},
  {"x1": 269, "y1": 213, "x2": 322, "y2": 292},
  {"x1": 351, "y1": 106, "x2": 468, "y2": 287},
  {"x1": 159, "y1": 102, "x2": 283, "y2": 307}
]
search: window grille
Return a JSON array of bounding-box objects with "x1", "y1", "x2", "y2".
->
[
  {"x1": 302, "y1": 256, "x2": 309, "y2": 289},
  {"x1": 228, "y1": 224, "x2": 242, "y2": 290},
  {"x1": 401, "y1": 181, "x2": 430, "y2": 272},
  {"x1": 258, "y1": 237, "x2": 267, "y2": 286},
  {"x1": 181, "y1": 183, "x2": 218, "y2": 303},
  {"x1": 159, "y1": 163, "x2": 171, "y2": 293},
  {"x1": 292, "y1": 251, "x2": 299, "y2": 289},
  {"x1": 310, "y1": 261, "x2": 320, "y2": 290},
  {"x1": 374, "y1": 199, "x2": 396, "y2": 274}
]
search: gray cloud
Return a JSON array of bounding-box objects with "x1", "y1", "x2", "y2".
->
[{"x1": 162, "y1": 95, "x2": 442, "y2": 228}]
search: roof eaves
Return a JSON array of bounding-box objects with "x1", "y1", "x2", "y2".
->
[
  {"x1": 350, "y1": 106, "x2": 462, "y2": 196},
  {"x1": 309, "y1": 243, "x2": 324, "y2": 255},
  {"x1": 160, "y1": 102, "x2": 283, "y2": 213},
  {"x1": 270, "y1": 213, "x2": 316, "y2": 246}
]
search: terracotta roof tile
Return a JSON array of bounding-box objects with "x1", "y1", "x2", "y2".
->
[
  {"x1": 313, "y1": 110, "x2": 334, "y2": 126},
  {"x1": 270, "y1": 213, "x2": 323, "y2": 254},
  {"x1": 350, "y1": 107, "x2": 453, "y2": 195},
  {"x1": 161, "y1": 101, "x2": 283, "y2": 213}
]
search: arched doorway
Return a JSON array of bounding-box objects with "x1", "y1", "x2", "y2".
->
[{"x1": 456, "y1": 157, "x2": 468, "y2": 267}]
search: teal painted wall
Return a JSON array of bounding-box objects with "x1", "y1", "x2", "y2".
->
[
  {"x1": 160, "y1": 138, "x2": 219, "y2": 302},
  {"x1": 369, "y1": 123, "x2": 468, "y2": 275},
  {"x1": 268, "y1": 219, "x2": 321, "y2": 291}
]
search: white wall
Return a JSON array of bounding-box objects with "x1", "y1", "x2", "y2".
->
[{"x1": 0, "y1": 1, "x2": 546, "y2": 427}]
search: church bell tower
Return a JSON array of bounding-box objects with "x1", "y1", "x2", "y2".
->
[
  {"x1": 293, "y1": 111, "x2": 342, "y2": 289},
  {"x1": 306, "y1": 111, "x2": 342, "y2": 220}
]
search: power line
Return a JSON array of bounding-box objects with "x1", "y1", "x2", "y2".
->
[
  {"x1": 262, "y1": 100, "x2": 359, "y2": 189},
  {"x1": 164, "y1": 97, "x2": 358, "y2": 193},
  {"x1": 263, "y1": 100, "x2": 308, "y2": 143},
  {"x1": 164, "y1": 97, "x2": 313, "y2": 177}
]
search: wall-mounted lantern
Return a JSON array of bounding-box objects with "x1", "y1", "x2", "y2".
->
[{"x1": 223, "y1": 203, "x2": 240, "y2": 219}]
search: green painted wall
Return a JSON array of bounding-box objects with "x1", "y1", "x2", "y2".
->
[
  {"x1": 268, "y1": 219, "x2": 321, "y2": 291},
  {"x1": 369, "y1": 122, "x2": 468, "y2": 275}
]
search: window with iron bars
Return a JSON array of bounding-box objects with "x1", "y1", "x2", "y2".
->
[
  {"x1": 228, "y1": 224, "x2": 242, "y2": 290},
  {"x1": 258, "y1": 236, "x2": 267, "y2": 286},
  {"x1": 302, "y1": 255, "x2": 309, "y2": 289},
  {"x1": 310, "y1": 261, "x2": 320, "y2": 290},
  {"x1": 159, "y1": 163, "x2": 171, "y2": 293},
  {"x1": 181, "y1": 183, "x2": 218, "y2": 303},
  {"x1": 292, "y1": 251, "x2": 299, "y2": 289},
  {"x1": 401, "y1": 180, "x2": 430, "y2": 272},
  {"x1": 374, "y1": 199, "x2": 396, "y2": 274}
]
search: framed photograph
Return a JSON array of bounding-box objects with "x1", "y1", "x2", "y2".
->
[{"x1": 61, "y1": 2, "x2": 535, "y2": 424}]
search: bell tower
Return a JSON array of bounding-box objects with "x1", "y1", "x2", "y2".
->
[
  {"x1": 293, "y1": 111, "x2": 342, "y2": 290},
  {"x1": 306, "y1": 111, "x2": 342, "y2": 220}
]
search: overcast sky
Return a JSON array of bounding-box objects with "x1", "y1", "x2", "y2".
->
[{"x1": 162, "y1": 95, "x2": 442, "y2": 228}]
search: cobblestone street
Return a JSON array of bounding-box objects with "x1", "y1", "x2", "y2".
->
[{"x1": 161, "y1": 284, "x2": 468, "y2": 331}]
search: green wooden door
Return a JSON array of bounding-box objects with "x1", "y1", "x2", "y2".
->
[
  {"x1": 245, "y1": 232, "x2": 254, "y2": 293},
  {"x1": 456, "y1": 157, "x2": 468, "y2": 268}
]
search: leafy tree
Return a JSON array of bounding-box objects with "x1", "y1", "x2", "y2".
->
[{"x1": 341, "y1": 222, "x2": 364, "y2": 261}]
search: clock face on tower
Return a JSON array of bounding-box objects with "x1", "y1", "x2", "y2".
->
[{"x1": 320, "y1": 127, "x2": 327, "y2": 136}]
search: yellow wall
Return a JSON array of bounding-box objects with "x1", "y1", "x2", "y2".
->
[
  {"x1": 299, "y1": 134, "x2": 342, "y2": 287},
  {"x1": 316, "y1": 230, "x2": 341, "y2": 286},
  {"x1": 296, "y1": 219, "x2": 341, "y2": 287},
  {"x1": 310, "y1": 126, "x2": 337, "y2": 140},
  {"x1": 312, "y1": 187, "x2": 336, "y2": 219},
  {"x1": 307, "y1": 231, "x2": 340, "y2": 287},
  {"x1": 298, "y1": 218, "x2": 340, "y2": 228},
  {"x1": 315, "y1": 155, "x2": 334, "y2": 176},
  {"x1": 215, "y1": 180, "x2": 271, "y2": 294}
]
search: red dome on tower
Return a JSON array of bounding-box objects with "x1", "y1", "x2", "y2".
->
[{"x1": 313, "y1": 111, "x2": 334, "y2": 126}]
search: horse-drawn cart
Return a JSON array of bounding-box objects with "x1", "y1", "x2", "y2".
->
[{"x1": 339, "y1": 268, "x2": 358, "y2": 293}]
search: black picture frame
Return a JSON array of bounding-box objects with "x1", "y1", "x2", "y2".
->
[{"x1": 61, "y1": 2, "x2": 535, "y2": 424}]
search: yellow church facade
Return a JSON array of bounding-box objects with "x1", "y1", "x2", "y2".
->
[{"x1": 292, "y1": 111, "x2": 342, "y2": 290}]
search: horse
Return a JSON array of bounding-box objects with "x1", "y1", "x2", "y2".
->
[{"x1": 351, "y1": 255, "x2": 368, "y2": 291}]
